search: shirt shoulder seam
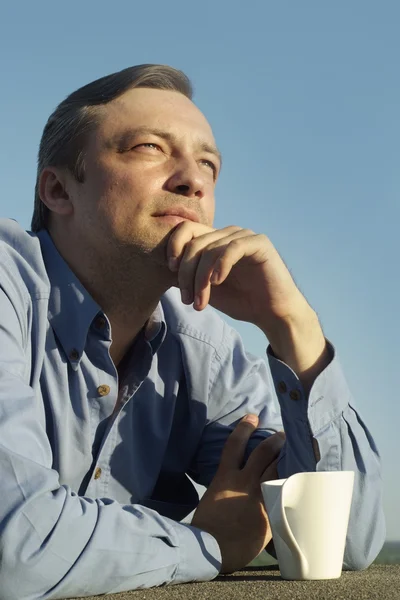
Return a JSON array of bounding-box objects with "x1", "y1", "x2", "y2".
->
[{"x1": 174, "y1": 322, "x2": 228, "y2": 363}]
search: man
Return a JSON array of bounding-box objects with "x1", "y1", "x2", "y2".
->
[{"x1": 0, "y1": 64, "x2": 384, "y2": 598}]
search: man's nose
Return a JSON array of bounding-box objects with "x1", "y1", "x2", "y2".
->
[{"x1": 165, "y1": 159, "x2": 206, "y2": 198}]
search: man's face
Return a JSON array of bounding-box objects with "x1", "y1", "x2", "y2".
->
[{"x1": 68, "y1": 87, "x2": 220, "y2": 264}]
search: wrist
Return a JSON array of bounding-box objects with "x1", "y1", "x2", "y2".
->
[{"x1": 261, "y1": 307, "x2": 330, "y2": 392}]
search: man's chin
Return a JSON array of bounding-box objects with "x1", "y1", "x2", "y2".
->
[{"x1": 132, "y1": 233, "x2": 173, "y2": 268}]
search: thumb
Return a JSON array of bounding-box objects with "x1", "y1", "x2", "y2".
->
[{"x1": 218, "y1": 414, "x2": 259, "y2": 474}]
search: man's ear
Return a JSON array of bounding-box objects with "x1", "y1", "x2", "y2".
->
[{"x1": 39, "y1": 167, "x2": 74, "y2": 217}]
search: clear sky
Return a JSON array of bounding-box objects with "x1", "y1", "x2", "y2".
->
[{"x1": 0, "y1": 1, "x2": 398, "y2": 539}]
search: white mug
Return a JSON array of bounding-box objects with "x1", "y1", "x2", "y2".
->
[{"x1": 261, "y1": 471, "x2": 354, "y2": 580}]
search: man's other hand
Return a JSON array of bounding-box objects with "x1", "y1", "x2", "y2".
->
[{"x1": 191, "y1": 414, "x2": 285, "y2": 574}]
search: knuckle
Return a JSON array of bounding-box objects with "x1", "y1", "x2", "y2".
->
[
  {"x1": 228, "y1": 238, "x2": 243, "y2": 250},
  {"x1": 269, "y1": 431, "x2": 284, "y2": 443},
  {"x1": 203, "y1": 246, "x2": 225, "y2": 263},
  {"x1": 177, "y1": 220, "x2": 194, "y2": 233},
  {"x1": 168, "y1": 233, "x2": 189, "y2": 254},
  {"x1": 196, "y1": 242, "x2": 218, "y2": 260},
  {"x1": 224, "y1": 225, "x2": 243, "y2": 233},
  {"x1": 204, "y1": 239, "x2": 222, "y2": 252},
  {"x1": 183, "y1": 237, "x2": 204, "y2": 256},
  {"x1": 262, "y1": 432, "x2": 284, "y2": 452},
  {"x1": 256, "y1": 233, "x2": 269, "y2": 244}
]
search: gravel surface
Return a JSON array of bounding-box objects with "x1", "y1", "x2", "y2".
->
[{"x1": 69, "y1": 564, "x2": 400, "y2": 600}]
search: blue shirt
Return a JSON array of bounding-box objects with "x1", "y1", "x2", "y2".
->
[{"x1": 0, "y1": 219, "x2": 385, "y2": 599}]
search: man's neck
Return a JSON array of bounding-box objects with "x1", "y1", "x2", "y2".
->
[
  {"x1": 49, "y1": 228, "x2": 174, "y2": 367},
  {"x1": 87, "y1": 267, "x2": 171, "y2": 366},
  {"x1": 105, "y1": 297, "x2": 160, "y2": 367}
]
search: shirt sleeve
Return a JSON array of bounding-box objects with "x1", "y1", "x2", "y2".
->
[
  {"x1": 188, "y1": 321, "x2": 385, "y2": 571},
  {"x1": 0, "y1": 282, "x2": 221, "y2": 600}
]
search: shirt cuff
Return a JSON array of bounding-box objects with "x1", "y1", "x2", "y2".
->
[
  {"x1": 267, "y1": 340, "x2": 350, "y2": 434},
  {"x1": 174, "y1": 522, "x2": 221, "y2": 584}
]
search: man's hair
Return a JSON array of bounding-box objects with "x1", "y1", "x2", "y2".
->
[{"x1": 31, "y1": 64, "x2": 193, "y2": 232}]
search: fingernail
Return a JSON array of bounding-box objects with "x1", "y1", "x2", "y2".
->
[
  {"x1": 181, "y1": 289, "x2": 191, "y2": 304},
  {"x1": 168, "y1": 257, "x2": 178, "y2": 271},
  {"x1": 194, "y1": 295, "x2": 201, "y2": 309},
  {"x1": 243, "y1": 414, "x2": 258, "y2": 425}
]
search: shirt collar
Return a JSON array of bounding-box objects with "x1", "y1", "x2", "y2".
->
[
  {"x1": 37, "y1": 229, "x2": 102, "y2": 369},
  {"x1": 37, "y1": 229, "x2": 167, "y2": 366},
  {"x1": 144, "y1": 303, "x2": 167, "y2": 355}
]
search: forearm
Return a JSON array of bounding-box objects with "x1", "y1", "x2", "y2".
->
[{"x1": 0, "y1": 470, "x2": 221, "y2": 598}]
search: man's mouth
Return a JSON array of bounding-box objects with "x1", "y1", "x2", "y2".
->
[{"x1": 152, "y1": 207, "x2": 200, "y2": 224}]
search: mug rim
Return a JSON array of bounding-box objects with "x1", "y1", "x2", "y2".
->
[{"x1": 261, "y1": 470, "x2": 355, "y2": 488}]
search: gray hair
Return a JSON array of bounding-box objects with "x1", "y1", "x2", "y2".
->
[{"x1": 32, "y1": 64, "x2": 193, "y2": 232}]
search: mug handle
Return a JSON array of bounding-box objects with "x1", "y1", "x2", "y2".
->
[{"x1": 278, "y1": 476, "x2": 309, "y2": 577}]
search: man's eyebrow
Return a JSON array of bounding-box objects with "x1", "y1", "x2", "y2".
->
[
  {"x1": 197, "y1": 140, "x2": 223, "y2": 167},
  {"x1": 115, "y1": 126, "x2": 222, "y2": 166}
]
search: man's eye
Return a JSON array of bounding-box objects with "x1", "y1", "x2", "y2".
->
[
  {"x1": 133, "y1": 143, "x2": 161, "y2": 150},
  {"x1": 201, "y1": 159, "x2": 217, "y2": 173}
]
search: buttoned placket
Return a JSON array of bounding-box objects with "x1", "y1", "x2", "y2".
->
[
  {"x1": 84, "y1": 315, "x2": 118, "y2": 495},
  {"x1": 85, "y1": 326, "x2": 155, "y2": 497}
]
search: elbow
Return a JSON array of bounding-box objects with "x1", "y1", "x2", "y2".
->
[
  {"x1": 344, "y1": 554, "x2": 375, "y2": 572},
  {"x1": 344, "y1": 519, "x2": 386, "y2": 572},
  {"x1": 0, "y1": 565, "x2": 42, "y2": 600},
  {"x1": 0, "y1": 545, "x2": 59, "y2": 600}
]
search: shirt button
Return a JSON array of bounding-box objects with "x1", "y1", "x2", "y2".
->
[
  {"x1": 97, "y1": 384, "x2": 110, "y2": 397},
  {"x1": 95, "y1": 316, "x2": 107, "y2": 329},
  {"x1": 289, "y1": 389, "x2": 301, "y2": 401},
  {"x1": 94, "y1": 467, "x2": 102, "y2": 480},
  {"x1": 277, "y1": 381, "x2": 287, "y2": 393},
  {"x1": 69, "y1": 349, "x2": 79, "y2": 361}
]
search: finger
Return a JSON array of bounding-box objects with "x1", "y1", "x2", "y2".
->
[
  {"x1": 260, "y1": 457, "x2": 279, "y2": 483},
  {"x1": 244, "y1": 432, "x2": 285, "y2": 479},
  {"x1": 207, "y1": 234, "x2": 269, "y2": 288},
  {"x1": 165, "y1": 222, "x2": 211, "y2": 273},
  {"x1": 176, "y1": 226, "x2": 243, "y2": 305},
  {"x1": 193, "y1": 230, "x2": 256, "y2": 311},
  {"x1": 167, "y1": 222, "x2": 239, "y2": 271},
  {"x1": 218, "y1": 414, "x2": 259, "y2": 474}
]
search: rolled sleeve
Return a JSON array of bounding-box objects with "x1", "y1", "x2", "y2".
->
[
  {"x1": 268, "y1": 341, "x2": 349, "y2": 428},
  {"x1": 174, "y1": 524, "x2": 221, "y2": 583},
  {"x1": 267, "y1": 340, "x2": 385, "y2": 569}
]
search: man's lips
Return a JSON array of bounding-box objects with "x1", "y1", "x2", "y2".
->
[{"x1": 152, "y1": 207, "x2": 200, "y2": 223}]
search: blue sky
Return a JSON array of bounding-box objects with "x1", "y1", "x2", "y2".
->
[{"x1": 0, "y1": 1, "x2": 398, "y2": 539}]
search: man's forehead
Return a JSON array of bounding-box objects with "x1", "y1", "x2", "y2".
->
[{"x1": 101, "y1": 87, "x2": 216, "y2": 142}]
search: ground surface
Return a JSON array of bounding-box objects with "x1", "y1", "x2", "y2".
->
[{"x1": 70, "y1": 564, "x2": 400, "y2": 600}]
